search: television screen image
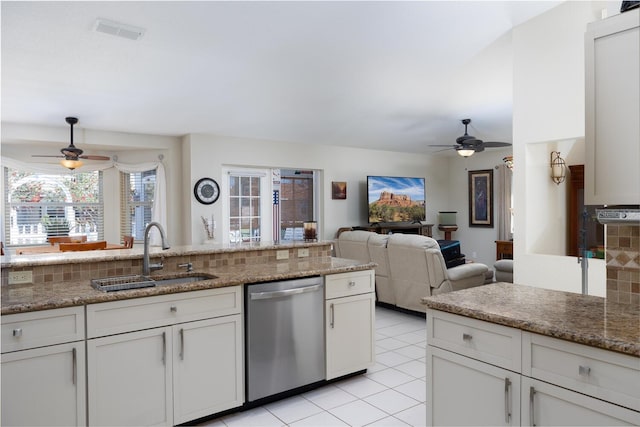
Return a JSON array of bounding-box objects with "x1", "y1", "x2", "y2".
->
[{"x1": 367, "y1": 176, "x2": 426, "y2": 224}]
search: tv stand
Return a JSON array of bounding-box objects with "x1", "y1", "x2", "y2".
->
[{"x1": 353, "y1": 223, "x2": 433, "y2": 237}]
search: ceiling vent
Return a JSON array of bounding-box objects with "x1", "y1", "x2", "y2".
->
[{"x1": 94, "y1": 18, "x2": 145, "y2": 41}]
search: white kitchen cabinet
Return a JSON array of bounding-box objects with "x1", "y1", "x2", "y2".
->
[
  {"x1": 87, "y1": 327, "x2": 173, "y2": 426},
  {"x1": 428, "y1": 346, "x2": 520, "y2": 426},
  {"x1": 2, "y1": 342, "x2": 86, "y2": 426},
  {"x1": 172, "y1": 314, "x2": 243, "y2": 424},
  {"x1": 1, "y1": 306, "x2": 86, "y2": 426},
  {"x1": 585, "y1": 9, "x2": 640, "y2": 205},
  {"x1": 522, "y1": 377, "x2": 639, "y2": 426},
  {"x1": 86, "y1": 286, "x2": 244, "y2": 426},
  {"x1": 426, "y1": 310, "x2": 521, "y2": 426},
  {"x1": 325, "y1": 270, "x2": 375, "y2": 380},
  {"x1": 426, "y1": 309, "x2": 640, "y2": 426}
]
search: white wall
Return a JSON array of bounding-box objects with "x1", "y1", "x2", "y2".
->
[
  {"x1": 442, "y1": 148, "x2": 512, "y2": 269},
  {"x1": 182, "y1": 133, "x2": 452, "y2": 244},
  {"x1": 512, "y1": 1, "x2": 606, "y2": 296}
]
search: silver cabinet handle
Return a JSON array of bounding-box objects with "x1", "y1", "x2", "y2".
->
[
  {"x1": 462, "y1": 333, "x2": 473, "y2": 341},
  {"x1": 348, "y1": 280, "x2": 356, "y2": 287},
  {"x1": 530, "y1": 386, "x2": 536, "y2": 427},
  {"x1": 579, "y1": 365, "x2": 591, "y2": 376},
  {"x1": 170, "y1": 305, "x2": 177, "y2": 313},
  {"x1": 330, "y1": 303, "x2": 335, "y2": 329},
  {"x1": 13, "y1": 328, "x2": 22, "y2": 337},
  {"x1": 504, "y1": 377, "x2": 511, "y2": 423},
  {"x1": 72, "y1": 347, "x2": 77, "y2": 385},
  {"x1": 161, "y1": 331, "x2": 166, "y2": 364},
  {"x1": 179, "y1": 328, "x2": 185, "y2": 360}
]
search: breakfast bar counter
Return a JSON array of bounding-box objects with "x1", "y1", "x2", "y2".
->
[
  {"x1": 1, "y1": 241, "x2": 375, "y2": 315},
  {"x1": 422, "y1": 282, "x2": 640, "y2": 356}
]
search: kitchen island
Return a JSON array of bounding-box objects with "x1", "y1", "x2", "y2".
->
[
  {"x1": 1, "y1": 241, "x2": 377, "y2": 426},
  {"x1": 422, "y1": 282, "x2": 639, "y2": 426}
]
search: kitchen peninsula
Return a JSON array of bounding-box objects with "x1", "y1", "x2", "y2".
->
[
  {"x1": 1, "y1": 241, "x2": 376, "y2": 426},
  {"x1": 423, "y1": 283, "x2": 640, "y2": 426}
]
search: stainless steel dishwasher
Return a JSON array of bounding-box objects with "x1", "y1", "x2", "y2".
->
[{"x1": 245, "y1": 276, "x2": 325, "y2": 403}]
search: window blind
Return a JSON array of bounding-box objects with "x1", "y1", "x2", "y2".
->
[{"x1": 120, "y1": 169, "x2": 156, "y2": 242}]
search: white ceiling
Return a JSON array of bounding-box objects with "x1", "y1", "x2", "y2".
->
[{"x1": 1, "y1": 1, "x2": 561, "y2": 154}]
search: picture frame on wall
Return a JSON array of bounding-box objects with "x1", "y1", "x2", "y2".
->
[
  {"x1": 332, "y1": 181, "x2": 347, "y2": 200},
  {"x1": 468, "y1": 169, "x2": 493, "y2": 227}
]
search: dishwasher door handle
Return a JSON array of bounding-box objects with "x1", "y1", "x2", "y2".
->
[{"x1": 250, "y1": 284, "x2": 323, "y2": 300}]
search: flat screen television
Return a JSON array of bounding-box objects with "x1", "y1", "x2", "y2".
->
[{"x1": 367, "y1": 175, "x2": 426, "y2": 224}]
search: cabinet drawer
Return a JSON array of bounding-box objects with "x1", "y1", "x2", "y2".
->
[
  {"x1": 87, "y1": 287, "x2": 242, "y2": 338},
  {"x1": 427, "y1": 310, "x2": 521, "y2": 372},
  {"x1": 1, "y1": 306, "x2": 85, "y2": 353},
  {"x1": 523, "y1": 332, "x2": 640, "y2": 411},
  {"x1": 325, "y1": 270, "x2": 374, "y2": 299}
]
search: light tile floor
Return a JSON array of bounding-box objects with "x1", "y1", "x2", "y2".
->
[{"x1": 199, "y1": 306, "x2": 427, "y2": 427}]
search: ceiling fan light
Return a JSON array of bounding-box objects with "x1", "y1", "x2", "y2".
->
[
  {"x1": 456, "y1": 148, "x2": 475, "y2": 157},
  {"x1": 61, "y1": 158, "x2": 83, "y2": 170}
]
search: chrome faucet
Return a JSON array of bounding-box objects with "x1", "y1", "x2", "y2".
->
[{"x1": 143, "y1": 222, "x2": 170, "y2": 276}]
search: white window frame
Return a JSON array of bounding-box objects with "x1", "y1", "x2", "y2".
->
[{"x1": 221, "y1": 167, "x2": 272, "y2": 244}]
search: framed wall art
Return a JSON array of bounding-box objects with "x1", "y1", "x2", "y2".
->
[
  {"x1": 468, "y1": 169, "x2": 493, "y2": 227},
  {"x1": 332, "y1": 181, "x2": 347, "y2": 200}
]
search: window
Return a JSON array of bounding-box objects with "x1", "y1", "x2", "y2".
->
[
  {"x1": 280, "y1": 170, "x2": 314, "y2": 241},
  {"x1": 120, "y1": 169, "x2": 156, "y2": 242},
  {"x1": 4, "y1": 167, "x2": 104, "y2": 245},
  {"x1": 221, "y1": 167, "x2": 319, "y2": 244},
  {"x1": 228, "y1": 173, "x2": 263, "y2": 243}
]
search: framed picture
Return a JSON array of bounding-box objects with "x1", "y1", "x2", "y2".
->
[
  {"x1": 468, "y1": 169, "x2": 493, "y2": 227},
  {"x1": 332, "y1": 181, "x2": 347, "y2": 200}
]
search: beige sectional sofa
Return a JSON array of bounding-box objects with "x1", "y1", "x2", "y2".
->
[{"x1": 335, "y1": 230, "x2": 489, "y2": 313}]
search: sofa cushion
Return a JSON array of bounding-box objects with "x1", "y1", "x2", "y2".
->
[{"x1": 334, "y1": 230, "x2": 371, "y2": 262}]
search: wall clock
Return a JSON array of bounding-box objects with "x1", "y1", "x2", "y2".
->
[{"x1": 194, "y1": 177, "x2": 220, "y2": 205}]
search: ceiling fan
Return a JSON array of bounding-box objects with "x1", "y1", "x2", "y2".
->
[
  {"x1": 431, "y1": 118, "x2": 512, "y2": 157},
  {"x1": 32, "y1": 117, "x2": 111, "y2": 169}
]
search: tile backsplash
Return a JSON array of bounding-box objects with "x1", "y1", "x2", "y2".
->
[{"x1": 605, "y1": 224, "x2": 640, "y2": 305}]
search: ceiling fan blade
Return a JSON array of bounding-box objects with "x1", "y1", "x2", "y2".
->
[
  {"x1": 79, "y1": 155, "x2": 111, "y2": 160},
  {"x1": 482, "y1": 141, "x2": 512, "y2": 148},
  {"x1": 32, "y1": 154, "x2": 64, "y2": 158},
  {"x1": 429, "y1": 144, "x2": 456, "y2": 148}
]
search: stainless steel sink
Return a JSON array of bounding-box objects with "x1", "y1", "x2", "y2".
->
[{"x1": 91, "y1": 273, "x2": 217, "y2": 292}]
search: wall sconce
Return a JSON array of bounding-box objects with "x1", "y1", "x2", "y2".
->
[
  {"x1": 503, "y1": 155, "x2": 514, "y2": 170},
  {"x1": 550, "y1": 151, "x2": 566, "y2": 185}
]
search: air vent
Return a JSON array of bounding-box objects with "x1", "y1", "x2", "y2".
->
[{"x1": 94, "y1": 18, "x2": 145, "y2": 41}]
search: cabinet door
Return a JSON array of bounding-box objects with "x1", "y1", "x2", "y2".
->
[
  {"x1": 173, "y1": 315, "x2": 244, "y2": 424},
  {"x1": 326, "y1": 292, "x2": 375, "y2": 380},
  {"x1": 87, "y1": 327, "x2": 173, "y2": 427},
  {"x1": 522, "y1": 377, "x2": 640, "y2": 426},
  {"x1": 585, "y1": 10, "x2": 640, "y2": 205},
  {"x1": 426, "y1": 346, "x2": 520, "y2": 426},
  {"x1": 1, "y1": 342, "x2": 86, "y2": 426}
]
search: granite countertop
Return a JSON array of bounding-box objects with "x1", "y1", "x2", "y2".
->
[
  {"x1": 0, "y1": 240, "x2": 332, "y2": 268},
  {"x1": 422, "y1": 282, "x2": 640, "y2": 357},
  {"x1": 2, "y1": 256, "x2": 375, "y2": 315}
]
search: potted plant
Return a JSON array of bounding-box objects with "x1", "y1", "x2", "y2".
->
[{"x1": 42, "y1": 216, "x2": 70, "y2": 237}]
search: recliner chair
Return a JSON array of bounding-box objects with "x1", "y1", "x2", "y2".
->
[{"x1": 387, "y1": 234, "x2": 489, "y2": 312}]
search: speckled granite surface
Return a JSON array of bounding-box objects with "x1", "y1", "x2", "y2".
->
[
  {"x1": 0, "y1": 241, "x2": 332, "y2": 268},
  {"x1": 422, "y1": 282, "x2": 640, "y2": 357},
  {"x1": 2, "y1": 256, "x2": 374, "y2": 315}
]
